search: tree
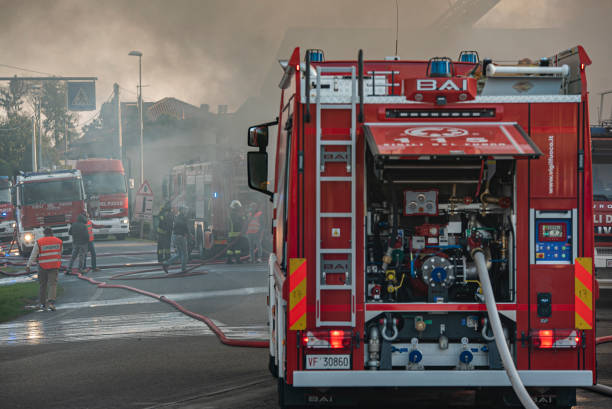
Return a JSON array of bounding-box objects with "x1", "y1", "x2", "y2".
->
[
  {"x1": 0, "y1": 115, "x2": 34, "y2": 174},
  {"x1": 40, "y1": 81, "x2": 79, "y2": 148},
  {"x1": 0, "y1": 78, "x2": 27, "y2": 118}
]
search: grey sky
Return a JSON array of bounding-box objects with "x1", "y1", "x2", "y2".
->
[{"x1": 0, "y1": 0, "x2": 610, "y2": 122}]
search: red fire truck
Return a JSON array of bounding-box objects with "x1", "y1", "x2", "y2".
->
[
  {"x1": 165, "y1": 157, "x2": 252, "y2": 256},
  {"x1": 0, "y1": 176, "x2": 15, "y2": 241},
  {"x1": 247, "y1": 46, "x2": 596, "y2": 408},
  {"x1": 592, "y1": 126, "x2": 612, "y2": 275},
  {"x1": 14, "y1": 169, "x2": 86, "y2": 255},
  {"x1": 76, "y1": 158, "x2": 130, "y2": 240}
]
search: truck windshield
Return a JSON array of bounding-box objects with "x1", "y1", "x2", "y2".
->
[
  {"x1": 83, "y1": 173, "x2": 127, "y2": 195},
  {"x1": 22, "y1": 179, "x2": 83, "y2": 205},
  {"x1": 593, "y1": 162, "x2": 612, "y2": 201},
  {"x1": 0, "y1": 188, "x2": 10, "y2": 203}
]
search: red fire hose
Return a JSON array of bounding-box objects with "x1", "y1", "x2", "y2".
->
[
  {"x1": 66, "y1": 269, "x2": 268, "y2": 348},
  {"x1": 596, "y1": 335, "x2": 612, "y2": 345}
]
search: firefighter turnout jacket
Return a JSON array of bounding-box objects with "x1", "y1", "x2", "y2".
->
[{"x1": 27, "y1": 236, "x2": 63, "y2": 270}]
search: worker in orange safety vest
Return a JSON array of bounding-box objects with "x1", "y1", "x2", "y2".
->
[
  {"x1": 26, "y1": 227, "x2": 63, "y2": 311},
  {"x1": 83, "y1": 213, "x2": 102, "y2": 272}
]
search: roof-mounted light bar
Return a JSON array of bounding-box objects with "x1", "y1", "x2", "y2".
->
[{"x1": 486, "y1": 63, "x2": 570, "y2": 77}]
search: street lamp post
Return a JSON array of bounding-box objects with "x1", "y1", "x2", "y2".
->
[{"x1": 128, "y1": 50, "x2": 144, "y2": 186}]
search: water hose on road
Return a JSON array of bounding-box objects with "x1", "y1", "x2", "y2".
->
[
  {"x1": 473, "y1": 249, "x2": 539, "y2": 409},
  {"x1": 596, "y1": 335, "x2": 612, "y2": 345},
  {"x1": 66, "y1": 269, "x2": 269, "y2": 349}
]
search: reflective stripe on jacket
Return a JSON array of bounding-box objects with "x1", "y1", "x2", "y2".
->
[
  {"x1": 87, "y1": 221, "x2": 94, "y2": 242},
  {"x1": 37, "y1": 236, "x2": 63, "y2": 269},
  {"x1": 246, "y1": 211, "x2": 262, "y2": 234}
]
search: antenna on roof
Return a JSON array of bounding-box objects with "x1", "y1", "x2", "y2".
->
[{"x1": 394, "y1": 0, "x2": 399, "y2": 56}]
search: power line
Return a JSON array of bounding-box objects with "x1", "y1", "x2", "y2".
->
[{"x1": 0, "y1": 63, "x2": 54, "y2": 76}]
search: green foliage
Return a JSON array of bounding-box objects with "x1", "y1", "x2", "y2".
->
[
  {"x1": 0, "y1": 114, "x2": 34, "y2": 174},
  {"x1": 0, "y1": 281, "x2": 39, "y2": 322},
  {"x1": 0, "y1": 79, "x2": 78, "y2": 175}
]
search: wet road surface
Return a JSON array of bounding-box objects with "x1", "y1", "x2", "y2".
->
[{"x1": 1, "y1": 239, "x2": 611, "y2": 408}]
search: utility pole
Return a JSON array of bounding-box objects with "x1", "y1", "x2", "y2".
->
[
  {"x1": 37, "y1": 98, "x2": 42, "y2": 169},
  {"x1": 114, "y1": 83, "x2": 122, "y2": 161},
  {"x1": 128, "y1": 50, "x2": 144, "y2": 185},
  {"x1": 64, "y1": 117, "x2": 68, "y2": 157},
  {"x1": 31, "y1": 116, "x2": 37, "y2": 172},
  {"x1": 30, "y1": 84, "x2": 42, "y2": 172}
]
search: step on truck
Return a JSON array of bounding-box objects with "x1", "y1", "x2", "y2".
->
[
  {"x1": 76, "y1": 158, "x2": 130, "y2": 240},
  {"x1": 14, "y1": 169, "x2": 86, "y2": 255},
  {"x1": 247, "y1": 46, "x2": 596, "y2": 408}
]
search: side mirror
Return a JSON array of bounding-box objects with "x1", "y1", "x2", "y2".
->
[
  {"x1": 248, "y1": 126, "x2": 269, "y2": 149},
  {"x1": 247, "y1": 119, "x2": 278, "y2": 149},
  {"x1": 10, "y1": 187, "x2": 16, "y2": 207},
  {"x1": 247, "y1": 151, "x2": 273, "y2": 197}
]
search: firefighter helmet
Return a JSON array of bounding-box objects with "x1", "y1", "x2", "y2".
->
[{"x1": 230, "y1": 200, "x2": 242, "y2": 209}]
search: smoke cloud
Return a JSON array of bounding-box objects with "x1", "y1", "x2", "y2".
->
[{"x1": 0, "y1": 0, "x2": 609, "y2": 120}]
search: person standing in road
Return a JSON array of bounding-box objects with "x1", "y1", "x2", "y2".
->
[
  {"x1": 163, "y1": 206, "x2": 189, "y2": 273},
  {"x1": 84, "y1": 212, "x2": 101, "y2": 272},
  {"x1": 227, "y1": 200, "x2": 245, "y2": 264},
  {"x1": 246, "y1": 202, "x2": 263, "y2": 263},
  {"x1": 67, "y1": 213, "x2": 89, "y2": 273},
  {"x1": 156, "y1": 201, "x2": 174, "y2": 264},
  {"x1": 25, "y1": 227, "x2": 63, "y2": 311}
]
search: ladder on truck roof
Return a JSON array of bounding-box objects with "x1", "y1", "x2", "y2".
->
[{"x1": 315, "y1": 66, "x2": 357, "y2": 327}]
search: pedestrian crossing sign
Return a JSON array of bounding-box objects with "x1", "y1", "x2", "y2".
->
[{"x1": 67, "y1": 81, "x2": 96, "y2": 111}]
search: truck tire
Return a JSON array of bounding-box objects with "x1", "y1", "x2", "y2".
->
[
  {"x1": 268, "y1": 355, "x2": 278, "y2": 378},
  {"x1": 116, "y1": 234, "x2": 127, "y2": 241},
  {"x1": 277, "y1": 378, "x2": 296, "y2": 409}
]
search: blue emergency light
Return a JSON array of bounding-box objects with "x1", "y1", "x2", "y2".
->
[
  {"x1": 427, "y1": 57, "x2": 453, "y2": 77},
  {"x1": 458, "y1": 51, "x2": 479, "y2": 63},
  {"x1": 213, "y1": 192, "x2": 218, "y2": 198},
  {"x1": 307, "y1": 49, "x2": 325, "y2": 62},
  {"x1": 1, "y1": 212, "x2": 6, "y2": 217}
]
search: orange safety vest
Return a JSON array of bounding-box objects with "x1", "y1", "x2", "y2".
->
[
  {"x1": 37, "y1": 236, "x2": 63, "y2": 269},
  {"x1": 87, "y1": 221, "x2": 94, "y2": 242},
  {"x1": 246, "y1": 211, "x2": 262, "y2": 234}
]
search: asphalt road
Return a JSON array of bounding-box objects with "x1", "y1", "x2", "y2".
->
[{"x1": 0, "y1": 239, "x2": 611, "y2": 408}]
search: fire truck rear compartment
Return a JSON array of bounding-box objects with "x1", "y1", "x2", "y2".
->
[{"x1": 364, "y1": 150, "x2": 517, "y2": 369}]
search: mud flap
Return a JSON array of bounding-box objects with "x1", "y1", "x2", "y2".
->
[
  {"x1": 278, "y1": 379, "x2": 358, "y2": 408},
  {"x1": 481, "y1": 387, "x2": 576, "y2": 408}
]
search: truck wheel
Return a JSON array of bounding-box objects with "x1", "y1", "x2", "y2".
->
[
  {"x1": 116, "y1": 234, "x2": 127, "y2": 241},
  {"x1": 277, "y1": 378, "x2": 296, "y2": 409},
  {"x1": 268, "y1": 355, "x2": 278, "y2": 378}
]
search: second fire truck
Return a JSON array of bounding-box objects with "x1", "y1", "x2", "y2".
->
[
  {"x1": 13, "y1": 169, "x2": 86, "y2": 255},
  {"x1": 248, "y1": 46, "x2": 596, "y2": 408},
  {"x1": 76, "y1": 158, "x2": 130, "y2": 240}
]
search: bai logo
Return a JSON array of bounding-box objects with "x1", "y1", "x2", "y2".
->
[
  {"x1": 416, "y1": 79, "x2": 468, "y2": 91},
  {"x1": 404, "y1": 127, "x2": 468, "y2": 138}
]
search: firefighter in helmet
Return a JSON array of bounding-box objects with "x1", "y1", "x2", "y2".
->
[
  {"x1": 227, "y1": 200, "x2": 245, "y2": 264},
  {"x1": 156, "y1": 201, "x2": 174, "y2": 263}
]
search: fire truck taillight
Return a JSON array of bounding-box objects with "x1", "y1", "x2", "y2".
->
[
  {"x1": 531, "y1": 329, "x2": 581, "y2": 349},
  {"x1": 302, "y1": 330, "x2": 351, "y2": 349}
]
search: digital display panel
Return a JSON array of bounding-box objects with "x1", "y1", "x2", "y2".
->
[{"x1": 538, "y1": 223, "x2": 566, "y2": 242}]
